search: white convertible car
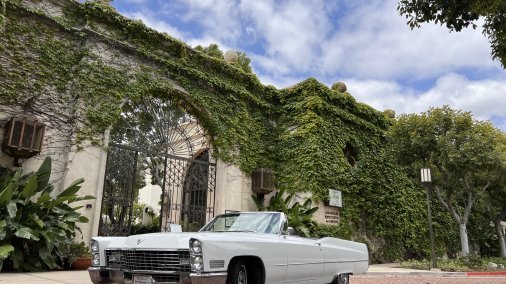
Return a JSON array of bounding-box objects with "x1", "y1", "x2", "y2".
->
[{"x1": 88, "y1": 211, "x2": 368, "y2": 284}]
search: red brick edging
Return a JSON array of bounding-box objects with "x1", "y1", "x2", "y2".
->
[{"x1": 467, "y1": 271, "x2": 506, "y2": 276}]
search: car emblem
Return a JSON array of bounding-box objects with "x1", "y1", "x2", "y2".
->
[{"x1": 137, "y1": 239, "x2": 145, "y2": 245}]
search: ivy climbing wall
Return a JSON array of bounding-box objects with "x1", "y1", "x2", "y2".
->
[{"x1": 0, "y1": 0, "x2": 432, "y2": 261}]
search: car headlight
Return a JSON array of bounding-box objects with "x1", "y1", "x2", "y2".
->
[
  {"x1": 93, "y1": 253, "x2": 100, "y2": 266},
  {"x1": 90, "y1": 240, "x2": 100, "y2": 267},
  {"x1": 190, "y1": 239, "x2": 202, "y2": 254},
  {"x1": 191, "y1": 256, "x2": 203, "y2": 271},
  {"x1": 189, "y1": 238, "x2": 203, "y2": 273},
  {"x1": 91, "y1": 240, "x2": 99, "y2": 253}
]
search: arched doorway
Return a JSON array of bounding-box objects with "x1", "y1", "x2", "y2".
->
[
  {"x1": 98, "y1": 96, "x2": 216, "y2": 236},
  {"x1": 181, "y1": 150, "x2": 212, "y2": 231}
]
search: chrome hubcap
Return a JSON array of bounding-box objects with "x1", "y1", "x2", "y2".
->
[
  {"x1": 341, "y1": 274, "x2": 348, "y2": 284},
  {"x1": 238, "y1": 265, "x2": 247, "y2": 284}
]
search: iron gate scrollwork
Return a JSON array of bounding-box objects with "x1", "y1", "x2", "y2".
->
[
  {"x1": 164, "y1": 149, "x2": 216, "y2": 231},
  {"x1": 98, "y1": 144, "x2": 216, "y2": 236},
  {"x1": 99, "y1": 145, "x2": 138, "y2": 236}
]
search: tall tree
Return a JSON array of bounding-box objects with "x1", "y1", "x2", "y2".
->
[
  {"x1": 488, "y1": 186, "x2": 506, "y2": 258},
  {"x1": 194, "y1": 44, "x2": 224, "y2": 59},
  {"x1": 492, "y1": 133, "x2": 506, "y2": 257},
  {"x1": 194, "y1": 44, "x2": 253, "y2": 73},
  {"x1": 387, "y1": 106, "x2": 506, "y2": 257},
  {"x1": 398, "y1": 0, "x2": 506, "y2": 68}
]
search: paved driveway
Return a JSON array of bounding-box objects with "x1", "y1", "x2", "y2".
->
[
  {"x1": 0, "y1": 270, "x2": 91, "y2": 284},
  {"x1": 351, "y1": 275, "x2": 506, "y2": 284},
  {"x1": 1, "y1": 268, "x2": 505, "y2": 284}
]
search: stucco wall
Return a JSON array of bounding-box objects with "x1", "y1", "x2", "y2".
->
[
  {"x1": 214, "y1": 159, "x2": 255, "y2": 215},
  {"x1": 61, "y1": 142, "x2": 109, "y2": 242}
]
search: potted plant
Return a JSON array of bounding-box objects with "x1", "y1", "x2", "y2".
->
[{"x1": 57, "y1": 241, "x2": 91, "y2": 270}]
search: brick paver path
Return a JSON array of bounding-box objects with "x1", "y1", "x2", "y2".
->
[{"x1": 351, "y1": 275, "x2": 506, "y2": 284}]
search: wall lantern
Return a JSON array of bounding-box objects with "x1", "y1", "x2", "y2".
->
[
  {"x1": 251, "y1": 168, "x2": 275, "y2": 194},
  {"x1": 2, "y1": 115, "x2": 45, "y2": 159}
]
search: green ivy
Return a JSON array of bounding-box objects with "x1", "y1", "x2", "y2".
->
[{"x1": 0, "y1": 0, "x2": 446, "y2": 261}]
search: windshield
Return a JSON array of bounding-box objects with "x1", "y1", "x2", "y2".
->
[{"x1": 200, "y1": 212, "x2": 282, "y2": 234}]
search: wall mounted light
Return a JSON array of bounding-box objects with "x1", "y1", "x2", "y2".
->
[
  {"x1": 251, "y1": 168, "x2": 275, "y2": 194},
  {"x1": 2, "y1": 115, "x2": 45, "y2": 159}
]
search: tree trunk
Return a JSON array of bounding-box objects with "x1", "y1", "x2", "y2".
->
[
  {"x1": 459, "y1": 223, "x2": 470, "y2": 257},
  {"x1": 496, "y1": 219, "x2": 506, "y2": 258}
]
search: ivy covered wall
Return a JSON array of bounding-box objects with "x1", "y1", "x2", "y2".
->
[{"x1": 0, "y1": 0, "x2": 434, "y2": 261}]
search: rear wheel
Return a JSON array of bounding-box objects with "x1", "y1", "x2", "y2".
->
[{"x1": 227, "y1": 260, "x2": 248, "y2": 284}]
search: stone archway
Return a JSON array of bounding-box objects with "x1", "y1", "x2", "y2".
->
[
  {"x1": 1, "y1": 0, "x2": 274, "y2": 242},
  {"x1": 98, "y1": 96, "x2": 216, "y2": 236}
]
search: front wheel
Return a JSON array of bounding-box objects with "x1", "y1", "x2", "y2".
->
[
  {"x1": 333, "y1": 273, "x2": 349, "y2": 284},
  {"x1": 227, "y1": 260, "x2": 248, "y2": 284}
]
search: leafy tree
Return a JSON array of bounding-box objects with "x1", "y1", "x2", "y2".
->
[
  {"x1": 194, "y1": 43, "x2": 224, "y2": 59},
  {"x1": 194, "y1": 44, "x2": 253, "y2": 73},
  {"x1": 468, "y1": 189, "x2": 505, "y2": 257},
  {"x1": 387, "y1": 106, "x2": 506, "y2": 257},
  {"x1": 110, "y1": 95, "x2": 194, "y2": 187},
  {"x1": 237, "y1": 51, "x2": 253, "y2": 73},
  {"x1": 398, "y1": 0, "x2": 506, "y2": 68}
]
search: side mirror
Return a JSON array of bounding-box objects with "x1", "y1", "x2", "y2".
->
[{"x1": 284, "y1": 227, "x2": 295, "y2": 236}]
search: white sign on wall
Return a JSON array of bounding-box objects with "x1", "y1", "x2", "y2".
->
[{"x1": 329, "y1": 189, "x2": 342, "y2": 207}]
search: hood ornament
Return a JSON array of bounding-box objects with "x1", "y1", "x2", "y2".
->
[{"x1": 137, "y1": 239, "x2": 145, "y2": 245}]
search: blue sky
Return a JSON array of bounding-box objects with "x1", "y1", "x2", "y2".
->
[{"x1": 110, "y1": 0, "x2": 506, "y2": 130}]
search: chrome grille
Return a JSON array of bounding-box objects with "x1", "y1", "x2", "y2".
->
[{"x1": 106, "y1": 250, "x2": 191, "y2": 272}]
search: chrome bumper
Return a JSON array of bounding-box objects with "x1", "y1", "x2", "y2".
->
[{"x1": 88, "y1": 267, "x2": 227, "y2": 284}]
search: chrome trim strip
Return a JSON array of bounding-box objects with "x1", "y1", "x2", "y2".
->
[
  {"x1": 324, "y1": 259, "x2": 369, "y2": 264},
  {"x1": 122, "y1": 270, "x2": 182, "y2": 274},
  {"x1": 105, "y1": 248, "x2": 189, "y2": 252},
  {"x1": 272, "y1": 259, "x2": 368, "y2": 266},
  {"x1": 191, "y1": 272, "x2": 227, "y2": 277}
]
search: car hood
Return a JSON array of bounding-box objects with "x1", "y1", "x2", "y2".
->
[{"x1": 106, "y1": 232, "x2": 263, "y2": 250}]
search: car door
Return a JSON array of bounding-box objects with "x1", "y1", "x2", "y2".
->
[{"x1": 282, "y1": 236, "x2": 324, "y2": 283}]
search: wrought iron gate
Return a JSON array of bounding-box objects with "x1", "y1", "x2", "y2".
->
[{"x1": 98, "y1": 144, "x2": 216, "y2": 236}]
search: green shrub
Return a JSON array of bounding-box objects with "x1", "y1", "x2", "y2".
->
[
  {"x1": 131, "y1": 223, "x2": 160, "y2": 235},
  {"x1": 0, "y1": 157, "x2": 94, "y2": 271},
  {"x1": 57, "y1": 241, "x2": 91, "y2": 269},
  {"x1": 252, "y1": 188, "x2": 318, "y2": 237},
  {"x1": 399, "y1": 259, "x2": 431, "y2": 270},
  {"x1": 400, "y1": 257, "x2": 506, "y2": 272},
  {"x1": 312, "y1": 223, "x2": 353, "y2": 240}
]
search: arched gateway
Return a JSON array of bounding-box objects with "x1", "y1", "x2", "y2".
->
[
  {"x1": 99, "y1": 97, "x2": 216, "y2": 236},
  {"x1": 0, "y1": 0, "x2": 427, "y2": 261},
  {"x1": 0, "y1": 0, "x2": 274, "y2": 242}
]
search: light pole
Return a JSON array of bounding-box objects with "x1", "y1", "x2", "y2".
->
[{"x1": 421, "y1": 168, "x2": 437, "y2": 269}]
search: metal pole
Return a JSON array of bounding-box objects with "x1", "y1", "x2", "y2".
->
[
  {"x1": 425, "y1": 183, "x2": 437, "y2": 269},
  {"x1": 160, "y1": 154, "x2": 168, "y2": 232}
]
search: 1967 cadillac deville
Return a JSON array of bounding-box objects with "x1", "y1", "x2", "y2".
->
[{"x1": 88, "y1": 211, "x2": 368, "y2": 284}]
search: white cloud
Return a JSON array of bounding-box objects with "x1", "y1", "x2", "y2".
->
[
  {"x1": 114, "y1": 0, "x2": 506, "y2": 130},
  {"x1": 169, "y1": 0, "x2": 243, "y2": 43},
  {"x1": 124, "y1": 0, "x2": 148, "y2": 3},
  {"x1": 347, "y1": 74, "x2": 506, "y2": 130},
  {"x1": 321, "y1": 0, "x2": 500, "y2": 80},
  {"x1": 345, "y1": 79, "x2": 417, "y2": 113},
  {"x1": 155, "y1": 0, "x2": 334, "y2": 76},
  {"x1": 239, "y1": 0, "x2": 333, "y2": 74},
  {"x1": 123, "y1": 11, "x2": 185, "y2": 41}
]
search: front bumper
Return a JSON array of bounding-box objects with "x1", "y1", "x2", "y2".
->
[{"x1": 88, "y1": 267, "x2": 227, "y2": 284}]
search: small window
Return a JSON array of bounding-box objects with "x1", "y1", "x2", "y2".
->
[{"x1": 343, "y1": 142, "x2": 357, "y2": 166}]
